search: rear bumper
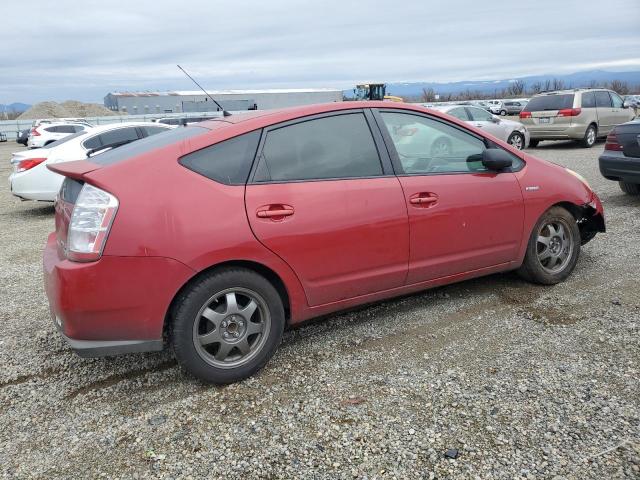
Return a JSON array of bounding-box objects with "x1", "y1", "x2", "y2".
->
[
  {"x1": 599, "y1": 151, "x2": 640, "y2": 183},
  {"x1": 43, "y1": 233, "x2": 195, "y2": 357},
  {"x1": 527, "y1": 123, "x2": 587, "y2": 140}
]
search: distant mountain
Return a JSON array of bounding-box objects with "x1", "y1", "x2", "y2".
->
[
  {"x1": 0, "y1": 102, "x2": 31, "y2": 113},
  {"x1": 344, "y1": 70, "x2": 640, "y2": 99}
]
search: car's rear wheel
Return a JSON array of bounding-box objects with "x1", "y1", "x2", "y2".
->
[
  {"x1": 517, "y1": 207, "x2": 580, "y2": 285},
  {"x1": 580, "y1": 124, "x2": 597, "y2": 148},
  {"x1": 171, "y1": 268, "x2": 285, "y2": 384},
  {"x1": 507, "y1": 131, "x2": 525, "y2": 150},
  {"x1": 528, "y1": 139, "x2": 539, "y2": 148},
  {"x1": 500, "y1": 109, "x2": 507, "y2": 116},
  {"x1": 619, "y1": 181, "x2": 640, "y2": 195}
]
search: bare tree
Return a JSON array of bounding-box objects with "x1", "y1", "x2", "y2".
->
[
  {"x1": 529, "y1": 81, "x2": 543, "y2": 94},
  {"x1": 507, "y1": 80, "x2": 526, "y2": 97},
  {"x1": 609, "y1": 80, "x2": 630, "y2": 94},
  {"x1": 420, "y1": 88, "x2": 437, "y2": 103},
  {"x1": 551, "y1": 78, "x2": 565, "y2": 90}
]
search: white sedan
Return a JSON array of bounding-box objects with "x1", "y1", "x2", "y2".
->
[
  {"x1": 9, "y1": 122, "x2": 171, "y2": 201},
  {"x1": 430, "y1": 104, "x2": 530, "y2": 150}
]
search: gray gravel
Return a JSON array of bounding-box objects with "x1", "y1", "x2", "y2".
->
[{"x1": 0, "y1": 140, "x2": 638, "y2": 479}]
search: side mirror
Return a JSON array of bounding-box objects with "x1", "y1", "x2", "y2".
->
[
  {"x1": 622, "y1": 100, "x2": 631, "y2": 109},
  {"x1": 482, "y1": 148, "x2": 513, "y2": 171},
  {"x1": 491, "y1": 116, "x2": 501, "y2": 123}
]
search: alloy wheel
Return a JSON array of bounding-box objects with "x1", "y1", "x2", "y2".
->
[
  {"x1": 192, "y1": 287, "x2": 271, "y2": 369},
  {"x1": 536, "y1": 219, "x2": 574, "y2": 274},
  {"x1": 509, "y1": 133, "x2": 524, "y2": 150}
]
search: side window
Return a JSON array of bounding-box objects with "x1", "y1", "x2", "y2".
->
[
  {"x1": 610, "y1": 92, "x2": 624, "y2": 108},
  {"x1": 254, "y1": 113, "x2": 383, "y2": 182},
  {"x1": 180, "y1": 130, "x2": 261, "y2": 185},
  {"x1": 82, "y1": 134, "x2": 102, "y2": 150},
  {"x1": 595, "y1": 91, "x2": 612, "y2": 108},
  {"x1": 98, "y1": 127, "x2": 141, "y2": 146},
  {"x1": 581, "y1": 92, "x2": 596, "y2": 108},
  {"x1": 447, "y1": 107, "x2": 469, "y2": 121},
  {"x1": 466, "y1": 107, "x2": 493, "y2": 122},
  {"x1": 44, "y1": 126, "x2": 59, "y2": 133},
  {"x1": 58, "y1": 125, "x2": 77, "y2": 134},
  {"x1": 380, "y1": 111, "x2": 487, "y2": 174}
]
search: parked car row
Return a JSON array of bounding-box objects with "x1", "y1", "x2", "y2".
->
[{"x1": 9, "y1": 122, "x2": 171, "y2": 201}]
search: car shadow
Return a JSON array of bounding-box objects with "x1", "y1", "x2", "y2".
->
[
  {"x1": 3, "y1": 204, "x2": 55, "y2": 218},
  {"x1": 526, "y1": 139, "x2": 604, "y2": 150}
]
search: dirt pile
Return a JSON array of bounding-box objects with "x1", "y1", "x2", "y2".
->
[{"x1": 18, "y1": 101, "x2": 118, "y2": 120}]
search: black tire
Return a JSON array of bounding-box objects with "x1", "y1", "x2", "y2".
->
[
  {"x1": 500, "y1": 110, "x2": 507, "y2": 116},
  {"x1": 517, "y1": 207, "x2": 581, "y2": 285},
  {"x1": 171, "y1": 268, "x2": 285, "y2": 384},
  {"x1": 580, "y1": 124, "x2": 597, "y2": 148},
  {"x1": 619, "y1": 181, "x2": 640, "y2": 195},
  {"x1": 528, "y1": 139, "x2": 539, "y2": 148},
  {"x1": 507, "y1": 131, "x2": 525, "y2": 150}
]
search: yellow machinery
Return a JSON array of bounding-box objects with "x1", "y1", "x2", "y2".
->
[{"x1": 354, "y1": 83, "x2": 403, "y2": 102}]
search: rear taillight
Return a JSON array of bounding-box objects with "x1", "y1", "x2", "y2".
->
[
  {"x1": 604, "y1": 131, "x2": 624, "y2": 151},
  {"x1": 519, "y1": 111, "x2": 532, "y2": 119},
  {"x1": 31, "y1": 127, "x2": 41, "y2": 136},
  {"x1": 557, "y1": 108, "x2": 582, "y2": 117},
  {"x1": 66, "y1": 184, "x2": 118, "y2": 262},
  {"x1": 16, "y1": 158, "x2": 47, "y2": 172}
]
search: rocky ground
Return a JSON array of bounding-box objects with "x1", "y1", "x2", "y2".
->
[{"x1": 0, "y1": 139, "x2": 638, "y2": 479}]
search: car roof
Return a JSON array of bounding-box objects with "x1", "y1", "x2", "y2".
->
[{"x1": 84, "y1": 122, "x2": 169, "y2": 133}]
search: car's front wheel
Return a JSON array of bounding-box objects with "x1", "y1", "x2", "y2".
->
[
  {"x1": 507, "y1": 131, "x2": 525, "y2": 150},
  {"x1": 619, "y1": 181, "x2": 640, "y2": 195},
  {"x1": 171, "y1": 268, "x2": 285, "y2": 384},
  {"x1": 517, "y1": 207, "x2": 580, "y2": 285}
]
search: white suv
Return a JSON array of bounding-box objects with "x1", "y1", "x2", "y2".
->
[{"x1": 28, "y1": 122, "x2": 92, "y2": 148}]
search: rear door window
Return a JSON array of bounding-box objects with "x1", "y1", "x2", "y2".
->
[
  {"x1": 595, "y1": 91, "x2": 612, "y2": 108},
  {"x1": 98, "y1": 127, "x2": 141, "y2": 146},
  {"x1": 524, "y1": 94, "x2": 574, "y2": 111},
  {"x1": 253, "y1": 113, "x2": 383, "y2": 182},
  {"x1": 141, "y1": 126, "x2": 171, "y2": 136},
  {"x1": 466, "y1": 107, "x2": 493, "y2": 122},
  {"x1": 581, "y1": 92, "x2": 596, "y2": 108}
]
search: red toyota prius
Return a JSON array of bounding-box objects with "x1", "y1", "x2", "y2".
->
[{"x1": 44, "y1": 102, "x2": 605, "y2": 384}]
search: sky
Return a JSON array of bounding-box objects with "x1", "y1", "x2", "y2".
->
[{"x1": 1, "y1": 0, "x2": 639, "y2": 104}]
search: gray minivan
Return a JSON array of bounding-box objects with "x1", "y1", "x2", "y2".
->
[{"x1": 520, "y1": 89, "x2": 635, "y2": 148}]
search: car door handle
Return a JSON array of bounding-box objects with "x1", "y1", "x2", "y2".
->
[
  {"x1": 409, "y1": 193, "x2": 438, "y2": 207},
  {"x1": 256, "y1": 205, "x2": 294, "y2": 219}
]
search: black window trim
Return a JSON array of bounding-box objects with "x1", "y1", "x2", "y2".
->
[
  {"x1": 370, "y1": 107, "x2": 525, "y2": 176},
  {"x1": 247, "y1": 109, "x2": 394, "y2": 185}
]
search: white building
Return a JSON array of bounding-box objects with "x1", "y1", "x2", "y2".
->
[{"x1": 104, "y1": 88, "x2": 343, "y2": 114}]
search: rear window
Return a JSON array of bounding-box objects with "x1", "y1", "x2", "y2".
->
[
  {"x1": 90, "y1": 126, "x2": 209, "y2": 166},
  {"x1": 524, "y1": 94, "x2": 574, "y2": 112}
]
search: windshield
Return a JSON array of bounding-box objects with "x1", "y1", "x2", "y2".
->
[
  {"x1": 42, "y1": 131, "x2": 88, "y2": 149},
  {"x1": 524, "y1": 94, "x2": 574, "y2": 112}
]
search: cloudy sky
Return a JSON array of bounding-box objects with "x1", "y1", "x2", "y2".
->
[{"x1": 1, "y1": 0, "x2": 639, "y2": 104}]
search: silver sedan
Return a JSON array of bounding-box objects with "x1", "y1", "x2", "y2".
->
[{"x1": 429, "y1": 104, "x2": 530, "y2": 150}]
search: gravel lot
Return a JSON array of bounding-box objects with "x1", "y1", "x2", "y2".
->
[{"x1": 0, "y1": 139, "x2": 638, "y2": 480}]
